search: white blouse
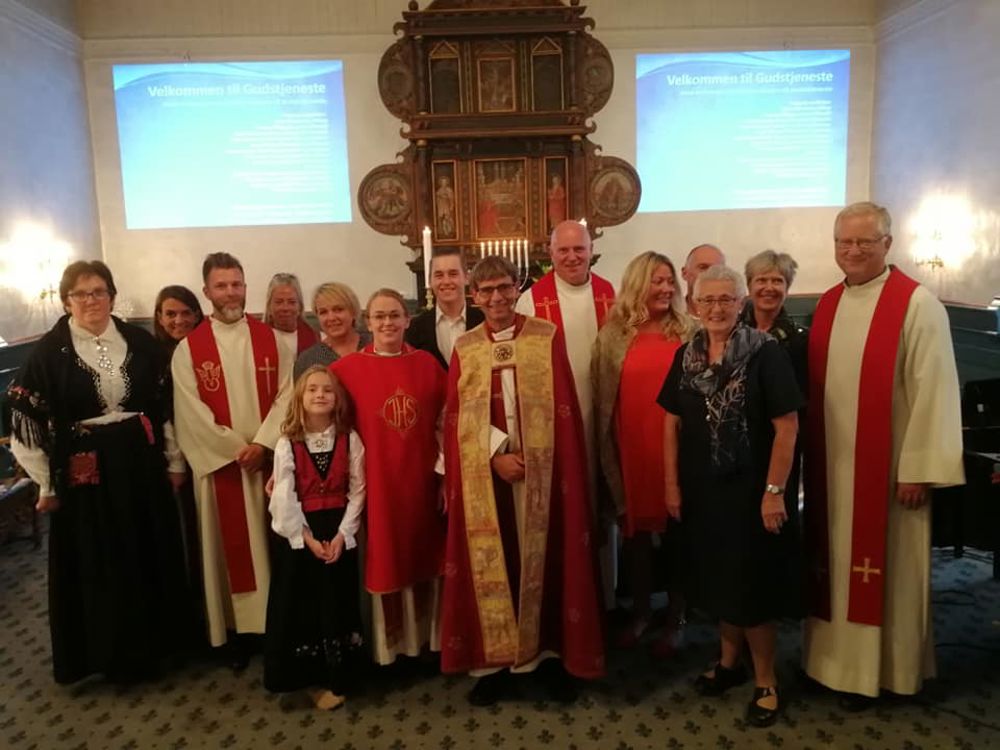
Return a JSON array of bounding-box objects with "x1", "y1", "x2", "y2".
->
[
  {"x1": 268, "y1": 426, "x2": 366, "y2": 550},
  {"x1": 12, "y1": 318, "x2": 136, "y2": 497}
]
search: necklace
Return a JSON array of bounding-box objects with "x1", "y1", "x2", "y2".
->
[{"x1": 94, "y1": 337, "x2": 115, "y2": 376}]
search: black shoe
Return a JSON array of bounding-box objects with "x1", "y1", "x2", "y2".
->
[
  {"x1": 468, "y1": 672, "x2": 510, "y2": 707},
  {"x1": 225, "y1": 639, "x2": 250, "y2": 673},
  {"x1": 837, "y1": 692, "x2": 877, "y2": 712},
  {"x1": 694, "y1": 662, "x2": 748, "y2": 697},
  {"x1": 539, "y1": 662, "x2": 578, "y2": 704},
  {"x1": 746, "y1": 685, "x2": 780, "y2": 727}
]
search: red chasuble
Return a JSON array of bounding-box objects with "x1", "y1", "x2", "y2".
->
[
  {"x1": 186, "y1": 316, "x2": 280, "y2": 594},
  {"x1": 805, "y1": 267, "x2": 919, "y2": 627},
  {"x1": 295, "y1": 319, "x2": 318, "y2": 355},
  {"x1": 528, "y1": 271, "x2": 615, "y2": 330},
  {"x1": 331, "y1": 345, "x2": 446, "y2": 593},
  {"x1": 440, "y1": 316, "x2": 606, "y2": 678}
]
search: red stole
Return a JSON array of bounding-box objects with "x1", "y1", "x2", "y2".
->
[
  {"x1": 187, "y1": 316, "x2": 280, "y2": 594},
  {"x1": 805, "y1": 267, "x2": 919, "y2": 626},
  {"x1": 529, "y1": 272, "x2": 615, "y2": 330},
  {"x1": 292, "y1": 437, "x2": 349, "y2": 513},
  {"x1": 296, "y1": 319, "x2": 318, "y2": 355},
  {"x1": 331, "y1": 345, "x2": 447, "y2": 593}
]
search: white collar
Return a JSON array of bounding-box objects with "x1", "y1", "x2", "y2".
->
[
  {"x1": 554, "y1": 273, "x2": 592, "y2": 295},
  {"x1": 435, "y1": 303, "x2": 467, "y2": 324},
  {"x1": 68, "y1": 317, "x2": 116, "y2": 341}
]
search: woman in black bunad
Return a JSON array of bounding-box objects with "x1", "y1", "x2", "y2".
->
[{"x1": 7, "y1": 260, "x2": 191, "y2": 684}]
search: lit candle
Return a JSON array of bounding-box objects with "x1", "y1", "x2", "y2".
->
[
  {"x1": 422, "y1": 226, "x2": 432, "y2": 287},
  {"x1": 579, "y1": 217, "x2": 587, "y2": 227},
  {"x1": 480, "y1": 241, "x2": 485, "y2": 259}
]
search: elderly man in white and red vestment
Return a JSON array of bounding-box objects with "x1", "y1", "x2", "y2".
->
[
  {"x1": 443, "y1": 256, "x2": 605, "y2": 707},
  {"x1": 803, "y1": 202, "x2": 964, "y2": 708},
  {"x1": 172, "y1": 253, "x2": 292, "y2": 661},
  {"x1": 514, "y1": 219, "x2": 617, "y2": 607},
  {"x1": 331, "y1": 288, "x2": 448, "y2": 666},
  {"x1": 264, "y1": 272, "x2": 318, "y2": 357}
]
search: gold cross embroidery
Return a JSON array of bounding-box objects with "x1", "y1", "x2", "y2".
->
[
  {"x1": 595, "y1": 293, "x2": 614, "y2": 316},
  {"x1": 851, "y1": 556, "x2": 882, "y2": 584},
  {"x1": 258, "y1": 356, "x2": 276, "y2": 396}
]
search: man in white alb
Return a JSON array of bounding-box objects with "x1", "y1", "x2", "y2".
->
[
  {"x1": 172, "y1": 252, "x2": 292, "y2": 667},
  {"x1": 515, "y1": 219, "x2": 617, "y2": 607},
  {"x1": 802, "y1": 202, "x2": 964, "y2": 709}
]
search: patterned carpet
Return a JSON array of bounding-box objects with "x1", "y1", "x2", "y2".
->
[{"x1": 2, "y1": 533, "x2": 1000, "y2": 750}]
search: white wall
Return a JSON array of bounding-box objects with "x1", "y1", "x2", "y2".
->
[
  {"x1": 77, "y1": 1, "x2": 879, "y2": 318},
  {"x1": 0, "y1": 0, "x2": 99, "y2": 343},
  {"x1": 872, "y1": 0, "x2": 1000, "y2": 305}
]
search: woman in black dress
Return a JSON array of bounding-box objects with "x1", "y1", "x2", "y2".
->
[
  {"x1": 153, "y1": 284, "x2": 206, "y2": 630},
  {"x1": 8, "y1": 261, "x2": 191, "y2": 684},
  {"x1": 658, "y1": 264, "x2": 802, "y2": 727}
]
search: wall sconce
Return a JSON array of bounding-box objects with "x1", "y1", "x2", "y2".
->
[
  {"x1": 907, "y1": 193, "x2": 977, "y2": 271},
  {"x1": 0, "y1": 223, "x2": 72, "y2": 322}
]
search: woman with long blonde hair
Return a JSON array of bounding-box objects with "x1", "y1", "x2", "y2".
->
[{"x1": 592, "y1": 251, "x2": 693, "y2": 656}]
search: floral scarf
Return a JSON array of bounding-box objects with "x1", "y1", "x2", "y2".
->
[{"x1": 681, "y1": 323, "x2": 771, "y2": 471}]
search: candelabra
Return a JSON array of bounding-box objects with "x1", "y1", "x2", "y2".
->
[{"x1": 478, "y1": 238, "x2": 533, "y2": 290}]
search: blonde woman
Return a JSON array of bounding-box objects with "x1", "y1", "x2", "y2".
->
[
  {"x1": 592, "y1": 251, "x2": 694, "y2": 656},
  {"x1": 294, "y1": 282, "x2": 370, "y2": 379}
]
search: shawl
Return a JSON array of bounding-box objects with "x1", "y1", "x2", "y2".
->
[
  {"x1": 5, "y1": 315, "x2": 167, "y2": 494},
  {"x1": 680, "y1": 323, "x2": 771, "y2": 472}
]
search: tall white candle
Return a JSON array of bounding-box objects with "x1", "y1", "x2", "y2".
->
[
  {"x1": 422, "y1": 226, "x2": 432, "y2": 287},
  {"x1": 480, "y1": 241, "x2": 485, "y2": 259}
]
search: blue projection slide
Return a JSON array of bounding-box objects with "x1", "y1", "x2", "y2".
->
[
  {"x1": 113, "y1": 61, "x2": 352, "y2": 229},
  {"x1": 636, "y1": 50, "x2": 850, "y2": 212}
]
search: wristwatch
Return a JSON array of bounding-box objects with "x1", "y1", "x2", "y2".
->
[{"x1": 765, "y1": 484, "x2": 785, "y2": 495}]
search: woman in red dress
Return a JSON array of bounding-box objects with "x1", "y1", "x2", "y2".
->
[{"x1": 592, "y1": 251, "x2": 694, "y2": 656}]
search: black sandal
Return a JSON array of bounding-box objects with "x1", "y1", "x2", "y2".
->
[
  {"x1": 694, "y1": 662, "x2": 748, "y2": 696},
  {"x1": 746, "y1": 685, "x2": 780, "y2": 727}
]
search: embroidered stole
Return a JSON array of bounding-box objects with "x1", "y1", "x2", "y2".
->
[
  {"x1": 805, "y1": 267, "x2": 919, "y2": 626},
  {"x1": 454, "y1": 315, "x2": 556, "y2": 666},
  {"x1": 529, "y1": 272, "x2": 615, "y2": 330},
  {"x1": 187, "y1": 316, "x2": 280, "y2": 594}
]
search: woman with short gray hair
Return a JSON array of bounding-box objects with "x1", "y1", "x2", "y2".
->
[
  {"x1": 658, "y1": 264, "x2": 803, "y2": 727},
  {"x1": 739, "y1": 250, "x2": 807, "y2": 391}
]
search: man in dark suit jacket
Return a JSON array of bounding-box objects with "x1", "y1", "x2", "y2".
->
[{"x1": 406, "y1": 248, "x2": 484, "y2": 369}]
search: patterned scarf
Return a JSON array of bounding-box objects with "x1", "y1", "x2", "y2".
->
[{"x1": 681, "y1": 323, "x2": 771, "y2": 471}]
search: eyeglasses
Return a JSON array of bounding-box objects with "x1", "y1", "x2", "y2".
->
[
  {"x1": 835, "y1": 235, "x2": 886, "y2": 251},
  {"x1": 67, "y1": 289, "x2": 110, "y2": 302},
  {"x1": 474, "y1": 282, "x2": 517, "y2": 297},
  {"x1": 695, "y1": 296, "x2": 739, "y2": 310},
  {"x1": 368, "y1": 312, "x2": 405, "y2": 323}
]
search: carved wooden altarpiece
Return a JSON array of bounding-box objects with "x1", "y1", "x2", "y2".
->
[{"x1": 358, "y1": 0, "x2": 641, "y2": 294}]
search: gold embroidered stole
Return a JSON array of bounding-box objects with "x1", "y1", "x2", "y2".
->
[{"x1": 455, "y1": 317, "x2": 556, "y2": 665}]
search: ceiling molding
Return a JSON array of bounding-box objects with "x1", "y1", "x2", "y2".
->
[
  {"x1": 876, "y1": 0, "x2": 961, "y2": 42},
  {"x1": 0, "y1": 0, "x2": 81, "y2": 56}
]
